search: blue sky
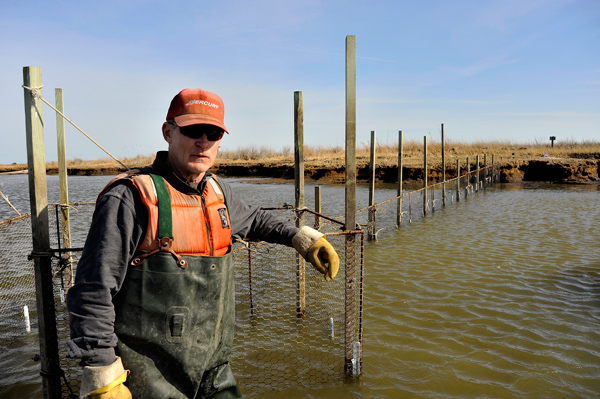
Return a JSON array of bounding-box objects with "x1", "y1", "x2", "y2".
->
[{"x1": 1, "y1": 0, "x2": 598, "y2": 164}]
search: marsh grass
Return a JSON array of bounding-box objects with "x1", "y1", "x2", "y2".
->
[
  {"x1": 358, "y1": 139, "x2": 600, "y2": 166},
  {"x1": 0, "y1": 140, "x2": 598, "y2": 173}
]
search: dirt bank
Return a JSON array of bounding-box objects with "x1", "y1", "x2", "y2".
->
[
  {"x1": 211, "y1": 157, "x2": 600, "y2": 185},
  {"x1": 3, "y1": 154, "x2": 599, "y2": 185}
]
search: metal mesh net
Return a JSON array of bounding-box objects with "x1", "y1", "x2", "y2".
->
[
  {"x1": 358, "y1": 165, "x2": 498, "y2": 241},
  {"x1": 0, "y1": 204, "x2": 364, "y2": 398},
  {"x1": 0, "y1": 216, "x2": 39, "y2": 396},
  {"x1": 230, "y1": 232, "x2": 363, "y2": 395},
  {"x1": 0, "y1": 164, "x2": 498, "y2": 397},
  {"x1": 49, "y1": 203, "x2": 96, "y2": 398},
  {"x1": 229, "y1": 205, "x2": 363, "y2": 395}
]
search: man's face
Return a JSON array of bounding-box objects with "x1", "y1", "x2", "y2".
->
[{"x1": 162, "y1": 122, "x2": 223, "y2": 183}]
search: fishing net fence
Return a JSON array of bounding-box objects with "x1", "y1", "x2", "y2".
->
[
  {"x1": 0, "y1": 164, "x2": 499, "y2": 398},
  {"x1": 357, "y1": 164, "x2": 499, "y2": 241},
  {"x1": 0, "y1": 202, "x2": 364, "y2": 398}
]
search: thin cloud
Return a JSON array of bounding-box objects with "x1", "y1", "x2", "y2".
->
[
  {"x1": 442, "y1": 52, "x2": 518, "y2": 79},
  {"x1": 496, "y1": 111, "x2": 600, "y2": 118},
  {"x1": 475, "y1": 0, "x2": 568, "y2": 31}
]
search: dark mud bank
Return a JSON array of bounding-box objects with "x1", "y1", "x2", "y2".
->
[
  {"x1": 43, "y1": 159, "x2": 600, "y2": 185},
  {"x1": 212, "y1": 159, "x2": 600, "y2": 185}
]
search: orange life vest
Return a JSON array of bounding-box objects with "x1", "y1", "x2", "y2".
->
[{"x1": 101, "y1": 170, "x2": 232, "y2": 263}]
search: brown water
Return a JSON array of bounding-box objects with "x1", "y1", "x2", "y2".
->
[
  {"x1": 357, "y1": 184, "x2": 600, "y2": 399},
  {"x1": 1, "y1": 176, "x2": 599, "y2": 398},
  {"x1": 250, "y1": 183, "x2": 600, "y2": 398}
]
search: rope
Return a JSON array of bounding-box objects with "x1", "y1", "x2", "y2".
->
[
  {"x1": 22, "y1": 85, "x2": 130, "y2": 171},
  {"x1": 0, "y1": 213, "x2": 30, "y2": 227},
  {"x1": 0, "y1": 189, "x2": 22, "y2": 217},
  {"x1": 353, "y1": 163, "x2": 498, "y2": 215}
]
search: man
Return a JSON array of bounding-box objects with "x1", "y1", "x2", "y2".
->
[{"x1": 66, "y1": 88, "x2": 339, "y2": 398}]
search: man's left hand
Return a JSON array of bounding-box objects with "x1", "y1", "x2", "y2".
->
[
  {"x1": 305, "y1": 237, "x2": 339, "y2": 281},
  {"x1": 292, "y1": 226, "x2": 340, "y2": 281}
]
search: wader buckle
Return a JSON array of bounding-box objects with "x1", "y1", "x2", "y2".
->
[{"x1": 130, "y1": 237, "x2": 188, "y2": 269}]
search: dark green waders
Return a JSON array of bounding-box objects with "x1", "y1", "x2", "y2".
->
[
  {"x1": 113, "y1": 174, "x2": 242, "y2": 398},
  {"x1": 114, "y1": 252, "x2": 242, "y2": 399}
]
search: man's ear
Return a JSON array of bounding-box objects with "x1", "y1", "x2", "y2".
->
[{"x1": 162, "y1": 122, "x2": 173, "y2": 143}]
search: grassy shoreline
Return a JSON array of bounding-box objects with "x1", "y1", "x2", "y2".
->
[{"x1": 1, "y1": 141, "x2": 599, "y2": 184}]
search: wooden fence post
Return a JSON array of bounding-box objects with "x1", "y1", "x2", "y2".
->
[
  {"x1": 397, "y1": 130, "x2": 403, "y2": 227},
  {"x1": 344, "y1": 37, "x2": 357, "y2": 233},
  {"x1": 456, "y1": 159, "x2": 460, "y2": 202},
  {"x1": 476, "y1": 154, "x2": 480, "y2": 193},
  {"x1": 55, "y1": 88, "x2": 73, "y2": 291},
  {"x1": 344, "y1": 34, "x2": 360, "y2": 377},
  {"x1": 294, "y1": 91, "x2": 305, "y2": 318},
  {"x1": 368, "y1": 131, "x2": 376, "y2": 240},
  {"x1": 492, "y1": 154, "x2": 496, "y2": 182},
  {"x1": 483, "y1": 153, "x2": 488, "y2": 187},
  {"x1": 314, "y1": 186, "x2": 322, "y2": 230},
  {"x1": 441, "y1": 123, "x2": 446, "y2": 207},
  {"x1": 423, "y1": 136, "x2": 428, "y2": 216},
  {"x1": 23, "y1": 66, "x2": 62, "y2": 399},
  {"x1": 408, "y1": 192, "x2": 412, "y2": 223},
  {"x1": 466, "y1": 156, "x2": 470, "y2": 197}
]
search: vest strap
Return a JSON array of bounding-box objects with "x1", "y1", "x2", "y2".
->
[
  {"x1": 150, "y1": 174, "x2": 173, "y2": 239},
  {"x1": 130, "y1": 174, "x2": 187, "y2": 269},
  {"x1": 131, "y1": 237, "x2": 188, "y2": 269},
  {"x1": 208, "y1": 177, "x2": 224, "y2": 201}
]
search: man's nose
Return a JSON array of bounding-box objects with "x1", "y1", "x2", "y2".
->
[{"x1": 195, "y1": 134, "x2": 210, "y2": 147}]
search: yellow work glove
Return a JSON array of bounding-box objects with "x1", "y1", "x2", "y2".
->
[
  {"x1": 87, "y1": 372, "x2": 131, "y2": 399},
  {"x1": 80, "y1": 357, "x2": 132, "y2": 399},
  {"x1": 292, "y1": 226, "x2": 340, "y2": 281},
  {"x1": 306, "y1": 237, "x2": 339, "y2": 281}
]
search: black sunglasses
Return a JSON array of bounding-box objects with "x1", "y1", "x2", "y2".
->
[{"x1": 171, "y1": 122, "x2": 225, "y2": 141}]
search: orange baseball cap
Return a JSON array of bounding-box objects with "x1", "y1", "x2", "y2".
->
[{"x1": 166, "y1": 88, "x2": 229, "y2": 133}]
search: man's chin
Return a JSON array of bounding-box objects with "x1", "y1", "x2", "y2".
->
[{"x1": 187, "y1": 161, "x2": 211, "y2": 174}]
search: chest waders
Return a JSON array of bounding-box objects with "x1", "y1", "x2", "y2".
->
[{"x1": 113, "y1": 174, "x2": 242, "y2": 398}]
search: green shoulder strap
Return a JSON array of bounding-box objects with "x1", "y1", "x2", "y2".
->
[{"x1": 149, "y1": 174, "x2": 173, "y2": 239}]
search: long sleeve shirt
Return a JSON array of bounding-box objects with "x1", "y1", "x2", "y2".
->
[{"x1": 66, "y1": 151, "x2": 299, "y2": 366}]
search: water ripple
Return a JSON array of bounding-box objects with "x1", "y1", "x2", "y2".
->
[{"x1": 363, "y1": 185, "x2": 600, "y2": 398}]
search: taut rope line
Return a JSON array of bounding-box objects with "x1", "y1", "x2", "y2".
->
[
  {"x1": 22, "y1": 85, "x2": 130, "y2": 171},
  {"x1": 0, "y1": 189, "x2": 22, "y2": 217}
]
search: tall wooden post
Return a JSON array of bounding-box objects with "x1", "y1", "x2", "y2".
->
[
  {"x1": 476, "y1": 155, "x2": 480, "y2": 193},
  {"x1": 408, "y1": 192, "x2": 412, "y2": 223},
  {"x1": 368, "y1": 131, "x2": 376, "y2": 206},
  {"x1": 466, "y1": 156, "x2": 470, "y2": 198},
  {"x1": 492, "y1": 154, "x2": 495, "y2": 183},
  {"x1": 344, "y1": 35, "x2": 359, "y2": 377},
  {"x1": 294, "y1": 91, "x2": 305, "y2": 318},
  {"x1": 345, "y1": 36, "x2": 357, "y2": 235},
  {"x1": 483, "y1": 153, "x2": 488, "y2": 187},
  {"x1": 367, "y1": 131, "x2": 376, "y2": 240},
  {"x1": 396, "y1": 130, "x2": 403, "y2": 227},
  {"x1": 24, "y1": 66, "x2": 62, "y2": 399},
  {"x1": 55, "y1": 88, "x2": 73, "y2": 291},
  {"x1": 456, "y1": 159, "x2": 461, "y2": 202},
  {"x1": 441, "y1": 124, "x2": 446, "y2": 207},
  {"x1": 423, "y1": 136, "x2": 428, "y2": 216},
  {"x1": 314, "y1": 186, "x2": 322, "y2": 230}
]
